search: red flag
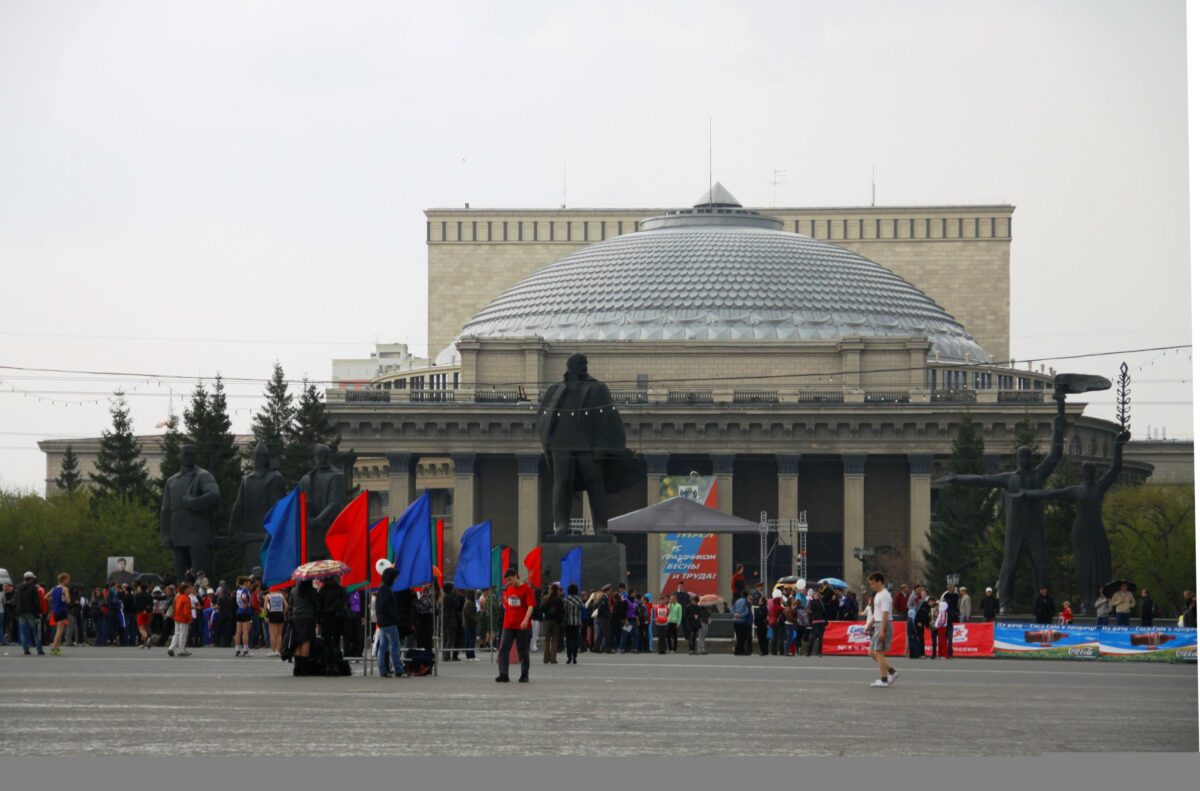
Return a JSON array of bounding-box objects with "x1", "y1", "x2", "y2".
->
[
  {"x1": 436, "y1": 518, "x2": 445, "y2": 575},
  {"x1": 368, "y1": 518, "x2": 388, "y2": 588},
  {"x1": 325, "y1": 491, "x2": 370, "y2": 588},
  {"x1": 523, "y1": 546, "x2": 542, "y2": 589}
]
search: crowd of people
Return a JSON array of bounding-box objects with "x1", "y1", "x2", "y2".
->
[{"x1": 4, "y1": 565, "x2": 1196, "y2": 674}]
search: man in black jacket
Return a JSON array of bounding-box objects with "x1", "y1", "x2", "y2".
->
[
  {"x1": 1139, "y1": 589, "x2": 1157, "y2": 627},
  {"x1": 1033, "y1": 586, "x2": 1056, "y2": 625},
  {"x1": 375, "y1": 566, "x2": 407, "y2": 677},
  {"x1": 16, "y1": 572, "x2": 44, "y2": 655},
  {"x1": 980, "y1": 587, "x2": 1000, "y2": 622}
]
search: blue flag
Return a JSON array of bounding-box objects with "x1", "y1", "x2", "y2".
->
[
  {"x1": 260, "y1": 488, "x2": 303, "y2": 589},
  {"x1": 390, "y1": 492, "x2": 433, "y2": 591},
  {"x1": 561, "y1": 547, "x2": 582, "y2": 593},
  {"x1": 454, "y1": 519, "x2": 492, "y2": 589}
]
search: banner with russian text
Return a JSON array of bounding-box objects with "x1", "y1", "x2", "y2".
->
[
  {"x1": 993, "y1": 622, "x2": 1099, "y2": 659},
  {"x1": 659, "y1": 532, "x2": 719, "y2": 599},
  {"x1": 1096, "y1": 625, "x2": 1197, "y2": 662}
]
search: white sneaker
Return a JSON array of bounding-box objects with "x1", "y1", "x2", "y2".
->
[
  {"x1": 243, "y1": 652, "x2": 254, "y2": 658},
  {"x1": 870, "y1": 679, "x2": 890, "y2": 688},
  {"x1": 887, "y1": 669, "x2": 899, "y2": 686}
]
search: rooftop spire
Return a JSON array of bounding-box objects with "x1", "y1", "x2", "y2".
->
[{"x1": 693, "y1": 182, "x2": 741, "y2": 208}]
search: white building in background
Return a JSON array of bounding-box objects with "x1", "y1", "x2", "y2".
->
[{"x1": 331, "y1": 343, "x2": 429, "y2": 389}]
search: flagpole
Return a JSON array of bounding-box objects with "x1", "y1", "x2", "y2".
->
[{"x1": 363, "y1": 501, "x2": 372, "y2": 677}]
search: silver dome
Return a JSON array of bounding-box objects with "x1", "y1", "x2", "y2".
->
[{"x1": 456, "y1": 193, "x2": 990, "y2": 363}]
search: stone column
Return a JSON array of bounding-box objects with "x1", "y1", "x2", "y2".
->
[
  {"x1": 777, "y1": 454, "x2": 801, "y2": 577},
  {"x1": 842, "y1": 454, "x2": 867, "y2": 586},
  {"x1": 385, "y1": 452, "x2": 418, "y2": 520},
  {"x1": 450, "y1": 453, "x2": 476, "y2": 550},
  {"x1": 644, "y1": 454, "x2": 669, "y2": 599},
  {"x1": 713, "y1": 454, "x2": 735, "y2": 600},
  {"x1": 516, "y1": 454, "x2": 541, "y2": 566},
  {"x1": 908, "y1": 454, "x2": 934, "y2": 576}
]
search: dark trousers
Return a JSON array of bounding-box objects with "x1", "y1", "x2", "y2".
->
[
  {"x1": 770, "y1": 624, "x2": 786, "y2": 655},
  {"x1": 565, "y1": 624, "x2": 580, "y2": 661},
  {"x1": 807, "y1": 623, "x2": 825, "y2": 656},
  {"x1": 756, "y1": 624, "x2": 769, "y2": 655},
  {"x1": 463, "y1": 624, "x2": 477, "y2": 659},
  {"x1": 734, "y1": 623, "x2": 752, "y2": 655},
  {"x1": 666, "y1": 623, "x2": 678, "y2": 652},
  {"x1": 416, "y1": 613, "x2": 433, "y2": 651},
  {"x1": 320, "y1": 616, "x2": 343, "y2": 671},
  {"x1": 686, "y1": 625, "x2": 698, "y2": 652},
  {"x1": 594, "y1": 618, "x2": 610, "y2": 653},
  {"x1": 498, "y1": 628, "x2": 531, "y2": 679},
  {"x1": 171, "y1": 545, "x2": 212, "y2": 586},
  {"x1": 909, "y1": 622, "x2": 926, "y2": 658},
  {"x1": 657, "y1": 623, "x2": 669, "y2": 653}
]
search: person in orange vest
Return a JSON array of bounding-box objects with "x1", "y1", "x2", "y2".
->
[
  {"x1": 168, "y1": 582, "x2": 194, "y2": 657},
  {"x1": 654, "y1": 596, "x2": 671, "y2": 654}
]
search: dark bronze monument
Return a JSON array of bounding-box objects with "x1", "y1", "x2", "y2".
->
[
  {"x1": 536, "y1": 353, "x2": 643, "y2": 536},
  {"x1": 298, "y1": 443, "x2": 347, "y2": 559},
  {"x1": 228, "y1": 441, "x2": 288, "y2": 575},
  {"x1": 939, "y1": 373, "x2": 1112, "y2": 612},
  {"x1": 159, "y1": 444, "x2": 222, "y2": 581}
]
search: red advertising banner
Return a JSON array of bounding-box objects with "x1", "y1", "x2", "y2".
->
[
  {"x1": 822, "y1": 621, "x2": 996, "y2": 658},
  {"x1": 922, "y1": 622, "x2": 995, "y2": 658},
  {"x1": 821, "y1": 621, "x2": 908, "y2": 657}
]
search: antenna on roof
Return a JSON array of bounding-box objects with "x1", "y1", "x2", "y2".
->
[
  {"x1": 708, "y1": 117, "x2": 713, "y2": 203},
  {"x1": 769, "y1": 170, "x2": 788, "y2": 208}
]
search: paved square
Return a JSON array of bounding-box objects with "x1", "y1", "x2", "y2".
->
[{"x1": 0, "y1": 649, "x2": 1195, "y2": 755}]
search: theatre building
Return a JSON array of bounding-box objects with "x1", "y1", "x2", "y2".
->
[{"x1": 327, "y1": 187, "x2": 1144, "y2": 592}]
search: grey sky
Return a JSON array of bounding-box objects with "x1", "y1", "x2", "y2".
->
[{"x1": 0, "y1": 0, "x2": 1191, "y2": 492}]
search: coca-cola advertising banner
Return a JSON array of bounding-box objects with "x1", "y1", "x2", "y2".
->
[
  {"x1": 994, "y1": 622, "x2": 1196, "y2": 663},
  {"x1": 821, "y1": 621, "x2": 909, "y2": 657}
]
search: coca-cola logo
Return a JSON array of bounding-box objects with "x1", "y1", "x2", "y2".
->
[
  {"x1": 1067, "y1": 646, "x2": 1096, "y2": 658},
  {"x1": 1175, "y1": 648, "x2": 1197, "y2": 661}
]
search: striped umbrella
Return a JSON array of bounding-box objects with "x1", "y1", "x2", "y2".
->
[{"x1": 292, "y1": 559, "x2": 351, "y2": 581}]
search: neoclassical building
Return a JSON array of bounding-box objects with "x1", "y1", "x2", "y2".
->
[{"x1": 327, "y1": 186, "x2": 1142, "y2": 594}]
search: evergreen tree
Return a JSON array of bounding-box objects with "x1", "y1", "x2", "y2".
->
[
  {"x1": 282, "y1": 378, "x2": 344, "y2": 486},
  {"x1": 90, "y1": 393, "x2": 153, "y2": 505},
  {"x1": 157, "y1": 412, "x2": 187, "y2": 493},
  {"x1": 926, "y1": 414, "x2": 994, "y2": 591},
  {"x1": 184, "y1": 376, "x2": 242, "y2": 518},
  {"x1": 248, "y1": 361, "x2": 294, "y2": 474},
  {"x1": 54, "y1": 445, "x2": 83, "y2": 495}
]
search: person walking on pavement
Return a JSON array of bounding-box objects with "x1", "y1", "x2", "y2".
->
[
  {"x1": 47, "y1": 573, "x2": 71, "y2": 655},
  {"x1": 865, "y1": 572, "x2": 898, "y2": 688}
]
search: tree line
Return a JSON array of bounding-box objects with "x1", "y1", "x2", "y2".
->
[{"x1": 2, "y1": 363, "x2": 350, "y2": 587}]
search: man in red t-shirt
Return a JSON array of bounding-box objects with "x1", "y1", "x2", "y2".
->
[{"x1": 497, "y1": 568, "x2": 536, "y2": 683}]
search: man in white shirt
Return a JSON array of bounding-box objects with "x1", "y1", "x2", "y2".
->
[{"x1": 866, "y1": 572, "x2": 898, "y2": 688}]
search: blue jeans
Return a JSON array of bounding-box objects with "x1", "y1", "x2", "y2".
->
[
  {"x1": 19, "y1": 614, "x2": 43, "y2": 653},
  {"x1": 463, "y1": 625, "x2": 477, "y2": 659},
  {"x1": 1096, "y1": 616, "x2": 1109, "y2": 628},
  {"x1": 377, "y1": 625, "x2": 402, "y2": 675},
  {"x1": 618, "y1": 622, "x2": 640, "y2": 652},
  {"x1": 93, "y1": 616, "x2": 108, "y2": 647},
  {"x1": 1115, "y1": 614, "x2": 1130, "y2": 626}
]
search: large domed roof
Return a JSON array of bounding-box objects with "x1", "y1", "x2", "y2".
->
[{"x1": 454, "y1": 185, "x2": 989, "y2": 363}]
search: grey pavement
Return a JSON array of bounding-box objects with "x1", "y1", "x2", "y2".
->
[{"x1": 0, "y1": 647, "x2": 1195, "y2": 756}]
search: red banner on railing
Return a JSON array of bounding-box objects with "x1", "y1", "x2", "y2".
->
[
  {"x1": 821, "y1": 621, "x2": 908, "y2": 657},
  {"x1": 821, "y1": 621, "x2": 995, "y2": 658}
]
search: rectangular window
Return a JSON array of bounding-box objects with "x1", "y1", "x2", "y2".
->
[
  {"x1": 549, "y1": 221, "x2": 554, "y2": 241},
  {"x1": 990, "y1": 217, "x2": 996, "y2": 238},
  {"x1": 583, "y1": 221, "x2": 588, "y2": 241},
  {"x1": 875, "y1": 218, "x2": 881, "y2": 238},
  {"x1": 426, "y1": 222, "x2": 431, "y2": 242},
  {"x1": 487, "y1": 221, "x2": 493, "y2": 241},
  {"x1": 533, "y1": 222, "x2": 539, "y2": 241},
  {"x1": 518, "y1": 221, "x2": 524, "y2": 241},
  {"x1": 893, "y1": 219, "x2": 899, "y2": 238},
  {"x1": 842, "y1": 219, "x2": 848, "y2": 239},
  {"x1": 441, "y1": 221, "x2": 447, "y2": 241},
  {"x1": 909, "y1": 219, "x2": 914, "y2": 238},
  {"x1": 810, "y1": 219, "x2": 817, "y2": 236},
  {"x1": 957, "y1": 218, "x2": 963, "y2": 238},
  {"x1": 601, "y1": 222, "x2": 606, "y2": 240},
  {"x1": 618, "y1": 221, "x2": 624, "y2": 235},
  {"x1": 471, "y1": 221, "x2": 477, "y2": 241},
  {"x1": 928, "y1": 369, "x2": 937, "y2": 390},
  {"x1": 973, "y1": 217, "x2": 979, "y2": 238},
  {"x1": 794, "y1": 220, "x2": 800, "y2": 233},
  {"x1": 858, "y1": 219, "x2": 864, "y2": 239},
  {"x1": 925, "y1": 218, "x2": 930, "y2": 238},
  {"x1": 453, "y1": 372, "x2": 460, "y2": 389},
  {"x1": 941, "y1": 218, "x2": 946, "y2": 238},
  {"x1": 456, "y1": 221, "x2": 462, "y2": 241},
  {"x1": 503, "y1": 221, "x2": 509, "y2": 241}
]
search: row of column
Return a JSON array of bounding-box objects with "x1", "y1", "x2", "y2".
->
[{"x1": 386, "y1": 451, "x2": 936, "y2": 584}]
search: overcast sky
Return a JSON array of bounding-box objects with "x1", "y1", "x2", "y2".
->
[{"x1": 0, "y1": 0, "x2": 1192, "y2": 492}]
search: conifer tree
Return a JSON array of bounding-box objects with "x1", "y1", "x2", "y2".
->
[
  {"x1": 926, "y1": 413, "x2": 994, "y2": 591},
  {"x1": 184, "y1": 376, "x2": 242, "y2": 519},
  {"x1": 90, "y1": 393, "x2": 153, "y2": 504},
  {"x1": 54, "y1": 445, "x2": 83, "y2": 495},
  {"x1": 249, "y1": 361, "x2": 294, "y2": 475},
  {"x1": 157, "y1": 412, "x2": 187, "y2": 492}
]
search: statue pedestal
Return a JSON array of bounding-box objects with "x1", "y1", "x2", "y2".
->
[{"x1": 539, "y1": 534, "x2": 626, "y2": 590}]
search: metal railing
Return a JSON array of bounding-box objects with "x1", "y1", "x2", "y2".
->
[
  {"x1": 997, "y1": 390, "x2": 1044, "y2": 403},
  {"x1": 345, "y1": 389, "x2": 391, "y2": 403},
  {"x1": 667, "y1": 391, "x2": 714, "y2": 404},
  {"x1": 408, "y1": 389, "x2": 456, "y2": 403},
  {"x1": 610, "y1": 390, "x2": 649, "y2": 404},
  {"x1": 931, "y1": 389, "x2": 977, "y2": 403},
  {"x1": 473, "y1": 388, "x2": 523, "y2": 403},
  {"x1": 864, "y1": 391, "x2": 911, "y2": 404},
  {"x1": 797, "y1": 390, "x2": 845, "y2": 404},
  {"x1": 733, "y1": 390, "x2": 781, "y2": 404}
]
